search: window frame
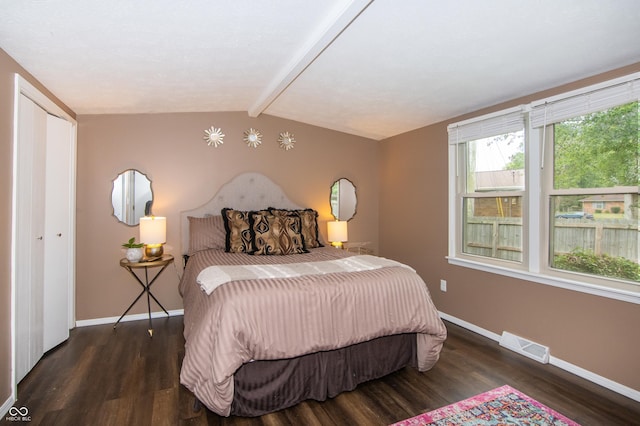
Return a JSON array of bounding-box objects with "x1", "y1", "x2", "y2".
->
[
  {"x1": 457, "y1": 132, "x2": 527, "y2": 265},
  {"x1": 448, "y1": 105, "x2": 530, "y2": 270},
  {"x1": 447, "y1": 72, "x2": 640, "y2": 305}
]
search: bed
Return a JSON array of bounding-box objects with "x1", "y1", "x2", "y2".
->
[{"x1": 178, "y1": 172, "x2": 447, "y2": 417}]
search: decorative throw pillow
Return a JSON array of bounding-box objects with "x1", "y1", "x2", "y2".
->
[
  {"x1": 249, "y1": 211, "x2": 307, "y2": 255},
  {"x1": 270, "y1": 208, "x2": 324, "y2": 249},
  {"x1": 221, "y1": 208, "x2": 254, "y2": 253},
  {"x1": 188, "y1": 215, "x2": 226, "y2": 255}
]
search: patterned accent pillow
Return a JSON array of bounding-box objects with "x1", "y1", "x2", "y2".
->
[
  {"x1": 188, "y1": 215, "x2": 226, "y2": 255},
  {"x1": 249, "y1": 211, "x2": 308, "y2": 255},
  {"x1": 222, "y1": 208, "x2": 254, "y2": 253},
  {"x1": 269, "y1": 208, "x2": 324, "y2": 249}
]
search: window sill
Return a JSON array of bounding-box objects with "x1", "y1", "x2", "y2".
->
[{"x1": 446, "y1": 256, "x2": 640, "y2": 305}]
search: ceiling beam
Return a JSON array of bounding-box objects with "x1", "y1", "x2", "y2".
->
[{"x1": 248, "y1": 0, "x2": 373, "y2": 117}]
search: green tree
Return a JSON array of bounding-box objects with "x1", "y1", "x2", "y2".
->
[
  {"x1": 554, "y1": 101, "x2": 639, "y2": 189},
  {"x1": 488, "y1": 131, "x2": 524, "y2": 171},
  {"x1": 504, "y1": 151, "x2": 524, "y2": 170}
]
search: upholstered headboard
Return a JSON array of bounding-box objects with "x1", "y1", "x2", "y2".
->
[{"x1": 180, "y1": 172, "x2": 303, "y2": 255}]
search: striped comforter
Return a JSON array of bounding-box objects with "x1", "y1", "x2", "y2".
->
[{"x1": 178, "y1": 247, "x2": 447, "y2": 416}]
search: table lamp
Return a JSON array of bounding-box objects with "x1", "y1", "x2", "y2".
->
[
  {"x1": 140, "y1": 216, "x2": 166, "y2": 257},
  {"x1": 328, "y1": 220, "x2": 348, "y2": 249}
]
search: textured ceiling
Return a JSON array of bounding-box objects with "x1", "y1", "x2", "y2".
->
[{"x1": 1, "y1": 0, "x2": 639, "y2": 140}]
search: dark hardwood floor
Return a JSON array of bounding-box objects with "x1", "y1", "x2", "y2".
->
[{"x1": 7, "y1": 316, "x2": 640, "y2": 425}]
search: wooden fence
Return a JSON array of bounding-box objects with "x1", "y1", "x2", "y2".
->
[{"x1": 464, "y1": 217, "x2": 638, "y2": 263}]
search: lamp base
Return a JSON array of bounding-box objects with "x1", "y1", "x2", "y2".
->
[
  {"x1": 330, "y1": 241, "x2": 344, "y2": 249},
  {"x1": 144, "y1": 244, "x2": 164, "y2": 258}
]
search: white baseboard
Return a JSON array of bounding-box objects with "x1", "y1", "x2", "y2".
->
[
  {"x1": 1, "y1": 394, "x2": 16, "y2": 419},
  {"x1": 439, "y1": 312, "x2": 501, "y2": 342},
  {"x1": 75, "y1": 309, "x2": 184, "y2": 328},
  {"x1": 549, "y1": 356, "x2": 640, "y2": 403},
  {"x1": 439, "y1": 311, "x2": 640, "y2": 403}
]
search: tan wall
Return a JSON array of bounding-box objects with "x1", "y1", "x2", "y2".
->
[
  {"x1": 0, "y1": 48, "x2": 75, "y2": 410},
  {"x1": 76, "y1": 112, "x2": 378, "y2": 320},
  {"x1": 379, "y1": 63, "x2": 640, "y2": 392}
]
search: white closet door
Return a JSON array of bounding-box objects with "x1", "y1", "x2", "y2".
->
[
  {"x1": 43, "y1": 114, "x2": 72, "y2": 352},
  {"x1": 15, "y1": 94, "x2": 46, "y2": 382}
]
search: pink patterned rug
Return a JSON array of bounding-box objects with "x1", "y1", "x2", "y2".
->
[{"x1": 391, "y1": 385, "x2": 581, "y2": 425}]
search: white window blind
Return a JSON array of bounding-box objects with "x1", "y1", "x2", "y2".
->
[
  {"x1": 447, "y1": 106, "x2": 526, "y2": 145},
  {"x1": 530, "y1": 74, "x2": 640, "y2": 128}
]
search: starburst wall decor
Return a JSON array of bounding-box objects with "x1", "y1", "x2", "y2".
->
[
  {"x1": 244, "y1": 128, "x2": 262, "y2": 148},
  {"x1": 204, "y1": 127, "x2": 224, "y2": 147},
  {"x1": 203, "y1": 126, "x2": 298, "y2": 150},
  {"x1": 278, "y1": 132, "x2": 295, "y2": 150}
]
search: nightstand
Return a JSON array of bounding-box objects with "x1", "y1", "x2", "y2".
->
[
  {"x1": 115, "y1": 254, "x2": 174, "y2": 337},
  {"x1": 344, "y1": 242, "x2": 374, "y2": 255}
]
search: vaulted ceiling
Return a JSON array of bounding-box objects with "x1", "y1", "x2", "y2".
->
[{"x1": 1, "y1": 0, "x2": 639, "y2": 140}]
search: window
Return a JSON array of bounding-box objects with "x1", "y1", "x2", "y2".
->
[
  {"x1": 460, "y1": 128, "x2": 525, "y2": 262},
  {"x1": 543, "y1": 101, "x2": 638, "y2": 284},
  {"x1": 448, "y1": 107, "x2": 526, "y2": 266},
  {"x1": 448, "y1": 73, "x2": 640, "y2": 302}
]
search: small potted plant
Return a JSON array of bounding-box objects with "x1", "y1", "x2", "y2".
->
[{"x1": 122, "y1": 237, "x2": 144, "y2": 262}]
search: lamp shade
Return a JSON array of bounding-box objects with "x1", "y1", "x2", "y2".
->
[
  {"x1": 139, "y1": 216, "x2": 166, "y2": 245},
  {"x1": 327, "y1": 220, "x2": 348, "y2": 243}
]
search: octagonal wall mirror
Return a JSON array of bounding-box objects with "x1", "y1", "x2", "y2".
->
[
  {"x1": 330, "y1": 178, "x2": 357, "y2": 221},
  {"x1": 112, "y1": 169, "x2": 153, "y2": 226}
]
